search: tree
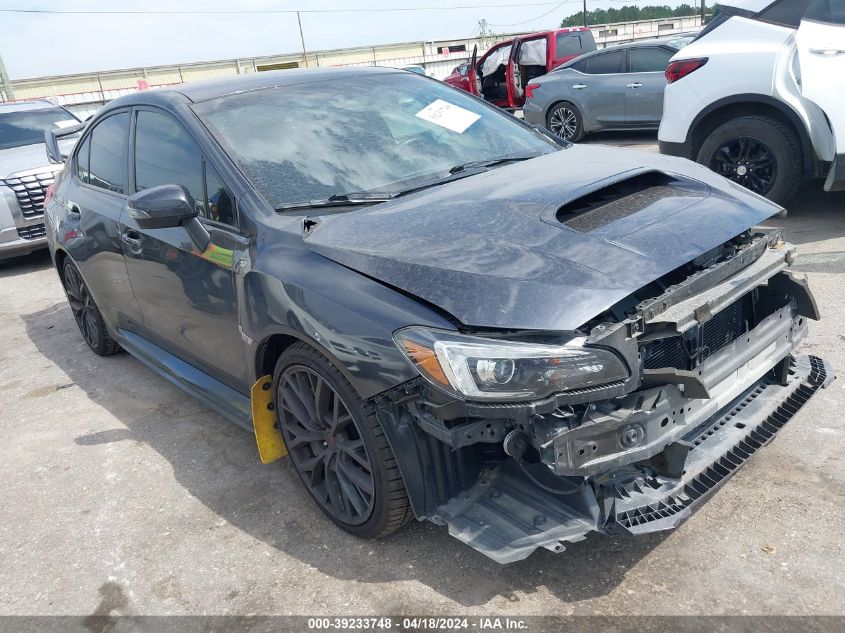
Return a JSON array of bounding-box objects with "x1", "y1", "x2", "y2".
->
[{"x1": 560, "y1": 4, "x2": 714, "y2": 27}]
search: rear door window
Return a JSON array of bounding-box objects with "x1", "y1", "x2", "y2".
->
[
  {"x1": 87, "y1": 112, "x2": 129, "y2": 194},
  {"x1": 582, "y1": 50, "x2": 625, "y2": 74},
  {"x1": 556, "y1": 33, "x2": 586, "y2": 57},
  {"x1": 804, "y1": 0, "x2": 845, "y2": 23},
  {"x1": 756, "y1": 0, "x2": 812, "y2": 27},
  {"x1": 629, "y1": 47, "x2": 674, "y2": 73}
]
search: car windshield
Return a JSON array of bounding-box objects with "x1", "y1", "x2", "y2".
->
[
  {"x1": 0, "y1": 106, "x2": 78, "y2": 150},
  {"x1": 193, "y1": 72, "x2": 557, "y2": 208}
]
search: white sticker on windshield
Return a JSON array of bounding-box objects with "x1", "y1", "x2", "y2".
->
[
  {"x1": 415, "y1": 99, "x2": 480, "y2": 133},
  {"x1": 54, "y1": 120, "x2": 78, "y2": 129}
]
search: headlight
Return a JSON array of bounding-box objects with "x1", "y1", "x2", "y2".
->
[{"x1": 394, "y1": 327, "x2": 629, "y2": 401}]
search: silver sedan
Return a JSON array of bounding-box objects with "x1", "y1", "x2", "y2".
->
[{"x1": 522, "y1": 38, "x2": 690, "y2": 142}]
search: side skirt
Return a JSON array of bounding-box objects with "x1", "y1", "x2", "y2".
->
[{"x1": 116, "y1": 329, "x2": 252, "y2": 430}]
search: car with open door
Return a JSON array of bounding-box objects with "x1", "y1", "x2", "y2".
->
[
  {"x1": 522, "y1": 38, "x2": 688, "y2": 142},
  {"x1": 659, "y1": 0, "x2": 845, "y2": 202},
  {"x1": 460, "y1": 28, "x2": 596, "y2": 110},
  {"x1": 44, "y1": 67, "x2": 831, "y2": 563},
  {"x1": 443, "y1": 63, "x2": 471, "y2": 91}
]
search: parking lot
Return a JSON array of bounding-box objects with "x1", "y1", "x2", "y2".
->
[{"x1": 1, "y1": 134, "x2": 843, "y2": 617}]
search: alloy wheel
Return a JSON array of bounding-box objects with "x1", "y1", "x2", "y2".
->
[
  {"x1": 549, "y1": 106, "x2": 578, "y2": 141},
  {"x1": 709, "y1": 136, "x2": 777, "y2": 196},
  {"x1": 278, "y1": 366, "x2": 375, "y2": 525},
  {"x1": 63, "y1": 264, "x2": 100, "y2": 350}
]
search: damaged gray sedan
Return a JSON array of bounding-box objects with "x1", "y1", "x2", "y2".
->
[{"x1": 44, "y1": 68, "x2": 833, "y2": 564}]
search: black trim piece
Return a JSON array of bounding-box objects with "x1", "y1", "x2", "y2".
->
[
  {"x1": 117, "y1": 328, "x2": 252, "y2": 429},
  {"x1": 613, "y1": 355, "x2": 830, "y2": 534},
  {"x1": 824, "y1": 153, "x2": 845, "y2": 192},
  {"x1": 658, "y1": 139, "x2": 692, "y2": 159}
]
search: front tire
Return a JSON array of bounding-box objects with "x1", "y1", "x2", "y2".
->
[
  {"x1": 62, "y1": 260, "x2": 121, "y2": 356},
  {"x1": 696, "y1": 115, "x2": 802, "y2": 204},
  {"x1": 274, "y1": 342, "x2": 412, "y2": 538},
  {"x1": 547, "y1": 102, "x2": 584, "y2": 142}
]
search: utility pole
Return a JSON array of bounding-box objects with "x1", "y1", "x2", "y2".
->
[
  {"x1": 583, "y1": 0, "x2": 588, "y2": 27},
  {"x1": 700, "y1": 0, "x2": 706, "y2": 23},
  {"x1": 476, "y1": 19, "x2": 497, "y2": 49},
  {"x1": 297, "y1": 11, "x2": 308, "y2": 67},
  {"x1": 0, "y1": 51, "x2": 14, "y2": 102}
]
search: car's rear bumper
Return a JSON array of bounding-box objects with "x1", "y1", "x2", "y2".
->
[
  {"x1": 658, "y1": 139, "x2": 693, "y2": 160},
  {"x1": 430, "y1": 354, "x2": 833, "y2": 563}
]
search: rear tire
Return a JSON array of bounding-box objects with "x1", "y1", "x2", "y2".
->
[
  {"x1": 696, "y1": 115, "x2": 802, "y2": 204},
  {"x1": 274, "y1": 342, "x2": 412, "y2": 538},
  {"x1": 62, "y1": 260, "x2": 121, "y2": 356},
  {"x1": 547, "y1": 102, "x2": 584, "y2": 142}
]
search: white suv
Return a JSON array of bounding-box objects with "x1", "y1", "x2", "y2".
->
[
  {"x1": 0, "y1": 100, "x2": 80, "y2": 261},
  {"x1": 658, "y1": 0, "x2": 844, "y2": 203}
]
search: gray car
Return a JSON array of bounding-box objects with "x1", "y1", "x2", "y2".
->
[
  {"x1": 0, "y1": 100, "x2": 80, "y2": 261},
  {"x1": 523, "y1": 38, "x2": 687, "y2": 142}
]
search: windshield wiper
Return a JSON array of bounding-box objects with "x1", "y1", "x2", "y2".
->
[
  {"x1": 448, "y1": 155, "x2": 537, "y2": 175},
  {"x1": 276, "y1": 155, "x2": 541, "y2": 210},
  {"x1": 276, "y1": 192, "x2": 397, "y2": 211}
]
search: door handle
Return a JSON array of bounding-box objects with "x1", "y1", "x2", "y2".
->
[
  {"x1": 572, "y1": 83, "x2": 586, "y2": 89},
  {"x1": 627, "y1": 82, "x2": 642, "y2": 88},
  {"x1": 809, "y1": 47, "x2": 845, "y2": 56},
  {"x1": 121, "y1": 230, "x2": 142, "y2": 251},
  {"x1": 67, "y1": 201, "x2": 81, "y2": 216}
]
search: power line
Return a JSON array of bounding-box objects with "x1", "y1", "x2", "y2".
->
[
  {"x1": 488, "y1": 1, "x2": 573, "y2": 27},
  {"x1": 0, "y1": 3, "x2": 574, "y2": 16}
]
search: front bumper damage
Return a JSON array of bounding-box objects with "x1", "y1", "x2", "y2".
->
[
  {"x1": 373, "y1": 231, "x2": 834, "y2": 563},
  {"x1": 432, "y1": 355, "x2": 830, "y2": 563}
]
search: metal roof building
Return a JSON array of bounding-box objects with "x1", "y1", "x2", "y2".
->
[{"x1": 1, "y1": 16, "x2": 703, "y2": 117}]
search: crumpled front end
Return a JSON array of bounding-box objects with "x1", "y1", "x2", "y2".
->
[{"x1": 374, "y1": 230, "x2": 834, "y2": 564}]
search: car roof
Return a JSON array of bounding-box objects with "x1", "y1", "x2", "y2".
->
[
  {"x1": 0, "y1": 99, "x2": 61, "y2": 113},
  {"x1": 559, "y1": 38, "x2": 680, "y2": 67},
  {"x1": 170, "y1": 66, "x2": 397, "y2": 103},
  {"x1": 104, "y1": 66, "x2": 401, "y2": 111},
  {"x1": 603, "y1": 38, "x2": 681, "y2": 50}
]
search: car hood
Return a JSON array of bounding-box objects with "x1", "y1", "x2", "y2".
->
[
  {"x1": 0, "y1": 143, "x2": 57, "y2": 179},
  {"x1": 303, "y1": 145, "x2": 781, "y2": 331}
]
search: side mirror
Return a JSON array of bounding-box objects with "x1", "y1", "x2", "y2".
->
[
  {"x1": 129, "y1": 184, "x2": 199, "y2": 229},
  {"x1": 128, "y1": 184, "x2": 210, "y2": 251},
  {"x1": 44, "y1": 123, "x2": 85, "y2": 164}
]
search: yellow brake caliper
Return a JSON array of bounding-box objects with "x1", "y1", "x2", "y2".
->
[{"x1": 251, "y1": 375, "x2": 287, "y2": 463}]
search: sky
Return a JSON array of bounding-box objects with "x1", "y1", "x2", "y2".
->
[{"x1": 1, "y1": 0, "x2": 692, "y2": 79}]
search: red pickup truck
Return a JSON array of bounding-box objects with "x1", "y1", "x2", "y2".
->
[{"x1": 444, "y1": 28, "x2": 596, "y2": 109}]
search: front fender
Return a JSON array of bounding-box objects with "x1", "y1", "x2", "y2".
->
[{"x1": 243, "y1": 245, "x2": 455, "y2": 399}]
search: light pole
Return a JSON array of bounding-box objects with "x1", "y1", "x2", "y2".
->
[
  {"x1": 0, "y1": 51, "x2": 14, "y2": 102},
  {"x1": 297, "y1": 11, "x2": 308, "y2": 67},
  {"x1": 583, "y1": 0, "x2": 588, "y2": 27}
]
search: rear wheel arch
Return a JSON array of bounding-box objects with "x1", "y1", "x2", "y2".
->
[
  {"x1": 545, "y1": 100, "x2": 585, "y2": 141},
  {"x1": 688, "y1": 96, "x2": 813, "y2": 176},
  {"x1": 54, "y1": 248, "x2": 69, "y2": 282}
]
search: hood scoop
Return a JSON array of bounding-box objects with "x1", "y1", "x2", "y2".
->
[{"x1": 549, "y1": 171, "x2": 710, "y2": 238}]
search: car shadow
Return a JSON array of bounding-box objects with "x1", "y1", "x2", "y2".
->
[
  {"x1": 24, "y1": 301, "x2": 666, "y2": 608},
  {"x1": 0, "y1": 249, "x2": 52, "y2": 278},
  {"x1": 761, "y1": 184, "x2": 845, "y2": 274},
  {"x1": 581, "y1": 130, "x2": 658, "y2": 145}
]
